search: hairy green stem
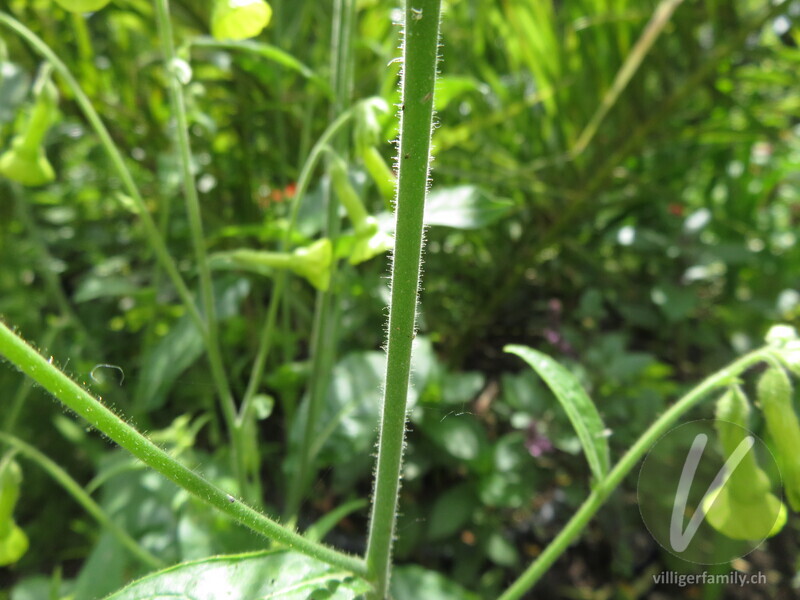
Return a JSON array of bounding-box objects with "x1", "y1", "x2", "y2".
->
[
  {"x1": 0, "y1": 432, "x2": 164, "y2": 570},
  {"x1": 364, "y1": 1, "x2": 442, "y2": 596},
  {"x1": 152, "y1": 0, "x2": 242, "y2": 494},
  {"x1": 498, "y1": 347, "x2": 775, "y2": 600},
  {"x1": 3, "y1": 323, "x2": 61, "y2": 432},
  {"x1": 0, "y1": 321, "x2": 366, "y2": 577}
]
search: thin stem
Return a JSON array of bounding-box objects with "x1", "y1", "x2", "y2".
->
[
  {"x1": 497, "y1": 347, "x2": 774, "y2": 600},
  {"x1": 152, "y1": 0, "x2": 241, "y2": 491},
  {"x1": 233, "y1": 267, "x2": 287, "y2": 505},
  {"x1": 0, "y1": 321, "x2": 366, "y2": 577},
  {"x1": 238, "y1": 274, "x2": 286, "y2": 419},
  {"x1": 238, "y1": 108, "x2": 355, "y2": 426},
  {"x1": 235, "y1": 110, "x2": 357, "y2": 506},
  {"x1": 282, "y1": 0, "x2": 355, "y2": 524},
  {"x1": 0, "y1": 432, "x2": 164, "y2": 570},
  {"x1": 0, "y1": 14, "x2": 207, "y2": 353},
  {"x1": 69, "y1": 12, "x2": 97, "y2": 95},
  {"x1": 364, "y1": 1, "x2": 442, "y2": 597},
  {"x1": 570, "y1": 0, "x2": 684, "y2": 157}
]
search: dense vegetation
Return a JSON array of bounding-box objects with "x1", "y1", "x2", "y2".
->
[{"x1": 1, "y1": 0, "x2": 799, "y2": 598}]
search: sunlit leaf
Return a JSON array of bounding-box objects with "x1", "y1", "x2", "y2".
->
[
  {"x1": 211, "y1": 0, "x2": 273, "y2": 41},
  {"x1": 103, "y1": 550, "x2": 370, "y2": 599},
  {"x1": 424, "y1": 186, "x2": 513, "y2": 229}
]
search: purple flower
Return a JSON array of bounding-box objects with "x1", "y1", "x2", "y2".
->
[{"x1": 525, "y1": 421, "x2": 553, "y2": 457}]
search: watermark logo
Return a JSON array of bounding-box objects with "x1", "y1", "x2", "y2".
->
[
  {"x1": 653, "y1": 570, "x2": 766, "y2": 588},
  {"x1": 637, "y1": 420, "x2": 783, "y2": 564}
]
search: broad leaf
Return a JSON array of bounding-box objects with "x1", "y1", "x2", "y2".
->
[
  {"x1": 104, "y1": 550, "x2": 370, "y2": 600},
  {"x1": 505, "y1": 345, "x2": 610, "y2": 481}
]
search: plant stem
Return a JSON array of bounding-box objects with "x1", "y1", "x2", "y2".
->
[
  {"x1": 235, "y1": 110, "x2": 355, "y2": 508},
  {"x1": 0, "y1": 432, "x2": 164, "y2": 570},
  {"x1": 497, "y1": 347, "x2": 774, "y2": 600},
  {"x1": 282, "y1": 0, "x2": 355, "y2": 524},
  {"x1": 0, "y1": 321, "x2": 367, "y2": 577},
  {"x1": 364, "y1": 1, "x2": 442, "y2": 596},
  {"x1": 152, "y1": 0, "x2": 241, "y2": 494},
  {"x1": 3, "y1": 322, "x2": 61, "y2": 432},
  {"x1": 238, "y1": 108, "x2": 355, "y2": 427}
]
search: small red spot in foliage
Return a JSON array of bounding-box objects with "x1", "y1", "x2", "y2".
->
[
  {"x1": 668, "y1": 203, "x2": 684, "y2": 217},
  {"x1": 260, "y1": 182, "x2": 298, "y2": 208}
]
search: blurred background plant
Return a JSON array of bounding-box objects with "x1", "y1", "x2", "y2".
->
[{"x1": 0, "y1": 0, "x2": 799, "y2": 598}]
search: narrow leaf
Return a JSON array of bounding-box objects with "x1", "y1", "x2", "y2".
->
[{"x1": 504, "y1": 345, "x2": 610, "y2": 481}]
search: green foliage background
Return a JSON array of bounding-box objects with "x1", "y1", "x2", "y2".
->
[{"x1": 1, "y1": 0, "x2": 799, "y2": 598}]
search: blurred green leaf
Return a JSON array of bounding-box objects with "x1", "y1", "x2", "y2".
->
[
  {"x1": 427, "y1": 483, "x2": 476, "y2": 542},
  {"x1": 423, "y1": 414, "x2": 490, "y2": 467},
  {"x1": 134, "y1": 278, "x2": 249, "y2": 411},
  {"x1": 424, "y1": 186, "x2": 514, "y2": 229},
  {"x1": 435, "y1": 75, "x2": 482, "y2": 111},
  {"x1": 391, "y1": 565, "x2": 480, "y2": 600}
]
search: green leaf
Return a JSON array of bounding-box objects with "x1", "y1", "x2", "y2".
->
[
  {"x1": 0, "y1": 458, "x2": 26, "y2": 566},
  {"x1": 504, "y1": 345, "x2": 610, "y2": 482},
  {"x1": 305, "y1": 498, "x2": 368, "y2": 543},
  {"x1": 424, "y1": 186, "x2": 514, "y2": 229},
  {"x1": 426, "y1": 483, "x2": 476, "y2": 541},
  {"x1": 134, "y1": 278, "x2": 249, "y2": 411},
  {"x1": 73, "y1": 276, "x2": 140, "y2": 303},
  {"x1": 434, "y1": 75, "x2": 482, "y2": 111},
  {"x1": 211, "y1": 0, "x2": 272, "y2": 41},
  {"x1": 0, "y1": 523, "x2": 28, "y2": 566},
  {"x1": 423, "y1": 414, "x2": 490, "y2": 466},
  {"x1": 313, "y1": 352, "x2": 385, "y2": 466},
  {"x1": 485, "y1": 531, "x2": 519, "y2": 567},
  {"x1": 391, "y1": 565, "x2": 480, "y2": 600},
  {"x1": 191, "y1": 38, "x2": 326, "y2": 92},
  {"x1": 52, "y1": 0, "x2": 111, "y2": 12},
  {"x1": 103, "y1": 550, "x2": 370, "y2": 599}
]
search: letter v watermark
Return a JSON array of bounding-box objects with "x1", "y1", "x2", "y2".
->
[{"x1": 669, "y1": 433, "x2": 754, "y2": 552}]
